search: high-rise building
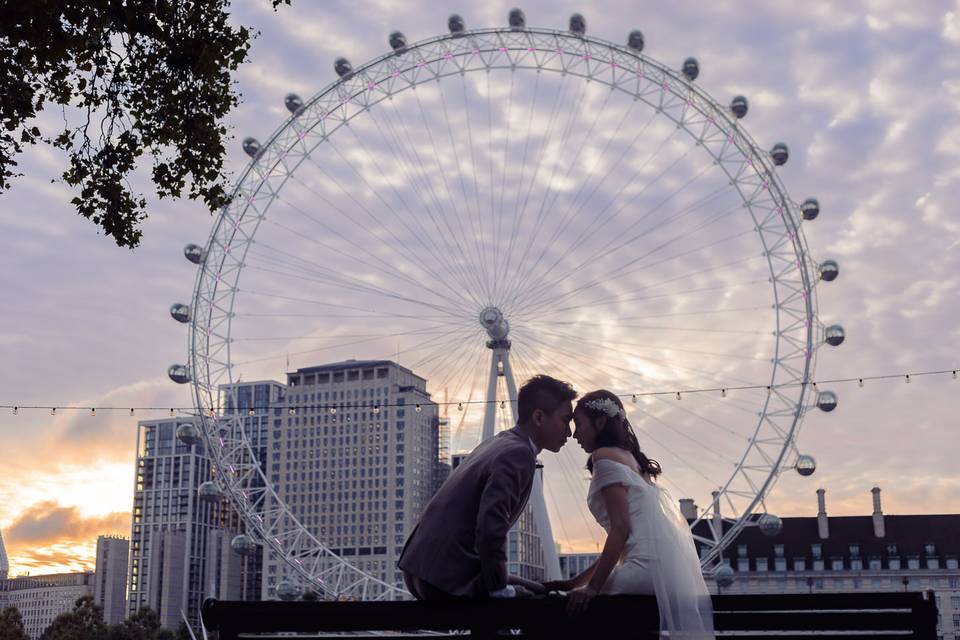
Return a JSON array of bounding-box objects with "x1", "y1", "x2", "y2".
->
[
  {"x1": 127, "y1": 417, "x2": 219, "y2": 629},
  {"x1": 0, "y1": 527, "x2": 8, "y2": 579},
  {"x1": 127, "y1": 381, "x2": 284, "y2": 628},
  {"x1": 264, "y1": 360, "x2": 440, "y2": 598},
  {"x1": 0, "y1": 572, "x2": 93, "y2": 640},
  {"x1": 93, "y1": 535, "x2": 128, "y2": 625}
]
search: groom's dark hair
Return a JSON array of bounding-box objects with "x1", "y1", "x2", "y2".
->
[{"x1": 517, "y1": 375, "x2": 577, "y2": 425}]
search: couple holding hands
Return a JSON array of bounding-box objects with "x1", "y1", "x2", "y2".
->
[{"x1": 398, "y1": 375, "x2": 714, "y2": 638}]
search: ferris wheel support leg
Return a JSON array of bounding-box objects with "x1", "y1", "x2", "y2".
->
[
  {"x1": 481, "y1": 349, "x2": 503, "y2": 442},
  {"x1": 501, "y1": 353, "x2": 562, "y2": 582}
]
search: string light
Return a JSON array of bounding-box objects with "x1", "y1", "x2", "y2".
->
[
  {"x1": 415, "y1": 404, "x2": 422, "y2": 413},
  {"x1": 3, "y1": 368, "x2": 956, "y2": 415}
]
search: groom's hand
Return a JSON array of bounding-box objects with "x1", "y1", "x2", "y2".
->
[
  {"x1": 543, "y1": 579, "x2": 574, "y2": 592},
  {"x1": 565, "y1": 584, "x2": 599, "y2": 616}
]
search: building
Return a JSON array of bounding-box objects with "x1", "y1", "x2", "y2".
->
[
  {"x1": 0, "y1": 527, "x2": 8, "y2": 579},
  {"x1": 127, "y1": 381, "x2": 284, "y2": 628},
  {"x1": 93, "y1": 535, "x2": 128, "y2": 625},
  {"x1": 695, "y1": 487, "x2": 960, "y2": 640},
  {"x1": 0, "y1": 572, "x2": 93, "y2": 640},
  {"x1": 265, "y1": 360, "x2": 441, "y2": 598},
  {"x1": 559, "y1": 552, "x2": 599, "y2": 581}
]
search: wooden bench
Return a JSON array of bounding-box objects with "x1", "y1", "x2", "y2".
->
[{"x1": 201, "y1": 591, "x2": 938, "y2": 639}]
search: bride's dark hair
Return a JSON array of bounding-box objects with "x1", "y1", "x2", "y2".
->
[{"x1": 577, "y1": 389, "x2": 662, "y2": 478}]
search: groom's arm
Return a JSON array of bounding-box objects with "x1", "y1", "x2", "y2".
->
[{"x1": 475, "y1": 444, "x2": 535, "y2": 594}]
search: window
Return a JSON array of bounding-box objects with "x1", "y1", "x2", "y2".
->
[
  {"x1": 924, "y1": 543, "x2": 936, "y2": 556},
  {"x1": 849, "y1": 543, "x2": 860, "y2": 557},
  {"x1": 737, "y1": 558, "x2": 749, "y2": 572},
  {"x1": 774, "y1": 544, "x2": 784, "y2": 557},
  {"x1": 886, "y1": 543, "x2": 898, "y2": 556},
  {"x1": 737, "y1": 544, "x2": 748, "y2": 558},
  {"x1": 775, "y1": 557, "x2": 787, "y2": 572},
  {"x1": 889, "y1": 557, "x2": 901, "y2": 570},
  {"x1": 868, "y1": 556, "x2": 882, "y2": 570},
  {"x1": 811, "y1": 544, "x2": 822, "y2": 559},
  {"x1": 908, "y1": 556, "x2": 920, "y2": 570},
  {"x1": 756, "y1": 558, "x2": 768, "y2": 572}
]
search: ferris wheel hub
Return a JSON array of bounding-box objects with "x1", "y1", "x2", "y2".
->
[{"x1": 479, "y1": 306, "x2": 511, "y2": 340}]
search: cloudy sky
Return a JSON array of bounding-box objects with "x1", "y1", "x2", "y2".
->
[{"x1": 1, "y1": 0, "x2": 958, "y2": 577}]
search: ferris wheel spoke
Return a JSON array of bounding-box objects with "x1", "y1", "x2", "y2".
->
[
  {"x1": 297, "y1": 151, "x2": 483, "y2": 309},
  {"x1": 239, "y1": 291, "x2": 465, "y2": 323},
  {"x1": 332, "y1": 115, "x2": 489, "y2": 305},
  {"x1": 493, "y1": 70, "x2": 518, "y2": 293},
  {"x1": 496, "y1": 67, "x2": 576, "y2": 302},
  {"x1": 629, "y1": 403, "x2": 739, "y2": 468},
  {"x1": 519, "y1": 216, "x2": 751, "y2": 318},
  {"x1": 502, "y1": 85, "x2": 624, "y2": 304},
  {"x1": 459, "y1": 77, "x2": 493, "y2": 296},
  {"x1": 627, "y1": 413, "x2": 724, "y2": 487},
  {"x1": 649, "y1": 395, "x2": 751, "y2": 443},
  {"x1": 514, "y1": 280, "x2": 768, "y2": 324},
  {"x1": 497, "y1": 74, "x2": 595, "y2": 301},
  {"x1": 252, "y1": 219, "x2": 474, "y2": 314},
  {"x1": 406, "y1": 326, "x2": 483, "y2": 374},
  {"x1": 407, "y1": 86, "x2": 493, "y2": 303},
  {"x1": 503, "y1": 121, "x2": 689, "y2": 310},
  {"x1": 519, "y1": 161, "x2": 727, "y2": 311}
]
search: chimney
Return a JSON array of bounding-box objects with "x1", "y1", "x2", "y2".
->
[
  {"x1": 679, "y1": 499, "x2": 698, "y2": 521},
  {"x1": 872, "y1": 486, "x2": 885, "y2": 538},
  {"x1": 711, "y1": 491, "x2": 722, "y2": 540},
  {"x1": 816, "y1": 488, "x2": 829, "y2": 539}
]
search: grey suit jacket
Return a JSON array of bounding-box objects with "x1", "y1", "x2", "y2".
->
[{"x1": 397, "y1": 426, "x2": 536, "y2": 597}]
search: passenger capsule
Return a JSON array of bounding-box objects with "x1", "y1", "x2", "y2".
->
[
  {"x1": 198, "y1": 481, "x2": 222, "y2": 502},
  {"x1": 176, "y1": 422, "x2": 202, "y2": 446},
  {"x1": 796, "y1": 454, "x2": 817, "y2": 477},
  {"x1": 242, "y1": 137, "x2": 261, "y2": 159},
  {"x1": 284, "y1": 93, "x2": 303, "y2": 114},
  {"x1": 183, "y1": 243, "x2": 206, "y2": 264},
  {"x1": 231, "y1": 534, "x2": 258, "y2": 556},
  {"x1": 714, "y1": 565, "x2": 735, "y2": 587},
  {"x1": 758, "y1": 513, "x2": 783, "y2": 537},
  {"x1": 509, "y1": 8, "x2": 526, "y2": 30},
  {"x1": 682, "y1": 57, "x2": 699, "y2": 81},
  {"x1": 627, "y1": 30, "x2": 645, "y2": 52},
  {"x1": 389, "y1": 31, "x2": 408, "y2": 52},
  {"x1": 824, "y1": 324, "x2": 845, "y2": 346},
  {"x1": 818, "y1": 259, "x2": 839, "y2": 282},
  {"x1": 448, "y1": 14, "x2": 466, "y2": 34},
  {"x1": 801, "y1": 197, "x2": 820, "y2": 220},
  {"x1": 730, "y1": 95, "x2": 748, "y2": 119},
  {"x1": 170, "y1": 303, "x2": 191, "y2": 324},
  {"x1": 276, "y1": 579, "x2": 303, "y2": 601},
  {"x1": 334, "y1": 57, "x2": 353, "y2": 78},
  {"x1": 569, "y1": 13, "x2": 586, "y2": 35},
  {"x1": 168, "y1": 364, "x2": 191, "y2": 385},
  {"x1": 816, "y1": 390, "x2": 838, "y2": 412},
  {"x1": 770, "y1": 142, "x2": 789, "y2": 166}
]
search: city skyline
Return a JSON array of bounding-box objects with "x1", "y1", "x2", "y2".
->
[{"x1": 2, "y1": 0, "x2": 959, "y2": 578}]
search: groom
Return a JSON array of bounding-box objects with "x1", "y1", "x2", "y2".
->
[{"x1": 398, "y1": 374, "x2": 577, "y2": 599}]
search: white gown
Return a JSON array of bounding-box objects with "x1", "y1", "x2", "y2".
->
[{"x1": 588, "y1": 458, "x2": 715, "y2": 639}]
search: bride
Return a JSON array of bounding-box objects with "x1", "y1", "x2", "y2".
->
[{"x1": 542, "y1": 389, "x2": 715, "y2": 639}]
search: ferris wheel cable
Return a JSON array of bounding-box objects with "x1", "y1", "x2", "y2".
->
[
  {"x1": 493, "y1": 70, "x2": 518, "y2": 290},
  {"x1": 628, "y1": 410, "x2": 724, "y2": 487},
  {"x1": 496, "y1": 65, "x2": 582, "y2": 302},
  {"x1": 239, "y1": 289, "x2": 465, "y2": 322},
  {"x1": 436, "y1": 81, "x2": 494, "y2": 303},
  {"x1": 331, "y1": 123, "x2": 490, "y2": 307},
  {"x1": 630, "y1": 402, "x2": 741, "y2": 467},
  {"x1": 297, "y1": 150, "x2": 485, "y2": 310},
  {"x1": 267, "y1": 192, "x2": 477, "y2": 313},
  {"x1": 233, "y1": 321, "x2": 474, "y2": 343},
  {"x1": 229, "y1": 324, "x2": 470, "y2": 367},
  {"x1": 502, "y1": 83, "x2": 622, "y2": 301},
  {"x1": 497, "y1": 74, "x2": 600, "y2": 303},
  {"x1": 502, "y1": 120, "x2": 690, "y2": 308},
  {"x1": 242, "y1": 261, "x2": 470, "y2": 320},
  {"x1": 432, "y1": 341, "x2": 488, "y2": 412},
  {"x1": 518, "y1": 160, "x2": 727, "y2": 311},
  {"x1": 405, "y1": 87, "x2": 494, "y2": 302},
  {"x1": 405, "y1": 326, "x2": 485, "y2": 373},
  {"x1": 518, "y1": 280, "x2": 770, "y2": 323},
  {"x1": 518, "y1": 220, "x2": 753, "y2": 317},
  {"x1": 496, "y1": 70, "x2": 543, "y2": 296}
]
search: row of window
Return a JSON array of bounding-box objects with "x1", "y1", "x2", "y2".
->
[
  {"x1": 739, "y1": 543, "x2": 951, "y2": 561},
  {"x1": 734, "y1": 556, "x2": 960, "y2": 572}
]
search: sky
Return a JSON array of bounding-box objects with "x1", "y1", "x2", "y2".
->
[{"x1": 1, "y1": 0, "x2": 959, "y2": 577}]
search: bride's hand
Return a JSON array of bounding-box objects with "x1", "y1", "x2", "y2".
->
[
  {"x1": 542, "y1": 579, "x2": 574, "y2": 592},
  {"x1": 564, "y1": 584, "x2": 599, "y2": 616}
]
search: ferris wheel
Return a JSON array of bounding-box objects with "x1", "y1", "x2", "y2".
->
[{"x1": 169, "y1": 10, "x2": 844, "y2": 600}]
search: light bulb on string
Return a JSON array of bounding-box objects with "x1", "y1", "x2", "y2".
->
[
  {"x1": 415, "y1": 404, "x2": 422, "y2": 413},
  {"x1": 330, "y1": 407, "x2": 337, "y2": 415},
  {"x1": 905, "y1": 374, "x2": 911, "y2": 384},
  {"x1": 129, "y1": 408, "x2": 135, "y2": 416},
  {"x1": 248, "y1": 408, "x2": 255, "y2": 417},
  {"x1": 373, "y1": 406, "x2": 380, "y2": 415},
  {"x1": 631, "y1": 395, "x2": 637, "y2": 403},
  {"x1": 676, "y1": 392, "x2": 681, "y2": 401},
  {"x1": 721, "y1": 389, "x2": 727, "y2": 398},
  {"x1": 500, "y1": 400, "x2": 505, "y2": 409},
  {"x1": 51, "y1": 407, "x2": 57, "y2": 416},
  {"x1": 457, "y1": 402, "x2": 463, "y2": 411},
  {"x1": 954, "y1": 371, "x2": 957, "y2": 380},
  {"x1": 289, "y1": 407, "x2": 296, "y2": 415},
  {"x1": 13, "y1": 406, "x2": 18, "y2": 415},
  {"x1": 858, "y1": 379, "x2": 863, "y2": 388},
  {"x1": 91, "y1": 408, "x2": 96, "y2": 416}
]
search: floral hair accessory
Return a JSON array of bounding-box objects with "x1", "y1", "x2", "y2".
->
[{"x1": 584, "y1": 397, "x2": 625, "y2": 420}]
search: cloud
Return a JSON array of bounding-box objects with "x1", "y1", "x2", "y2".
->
[{"x1": 6, "y1": 501, "x2": 129, "y2": 546}]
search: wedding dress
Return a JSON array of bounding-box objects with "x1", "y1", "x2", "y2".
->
[{"x1": 588, "y1": 458, "x2": 715, "y2": 639}]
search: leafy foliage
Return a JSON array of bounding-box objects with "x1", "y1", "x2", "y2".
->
[
  {"x1": 0, "y1": 605, "x2": 30, "y2": 640},
  {"x1": 0, "y1": 0, "x2": 289, "y2": 248},
  {"x1": 39, "y1": 595, "x2": 106, "y2": 640}
]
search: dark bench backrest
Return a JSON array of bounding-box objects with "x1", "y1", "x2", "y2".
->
[{"x1": 202, "y1": 591, "x2": 938, "y2": 640}]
